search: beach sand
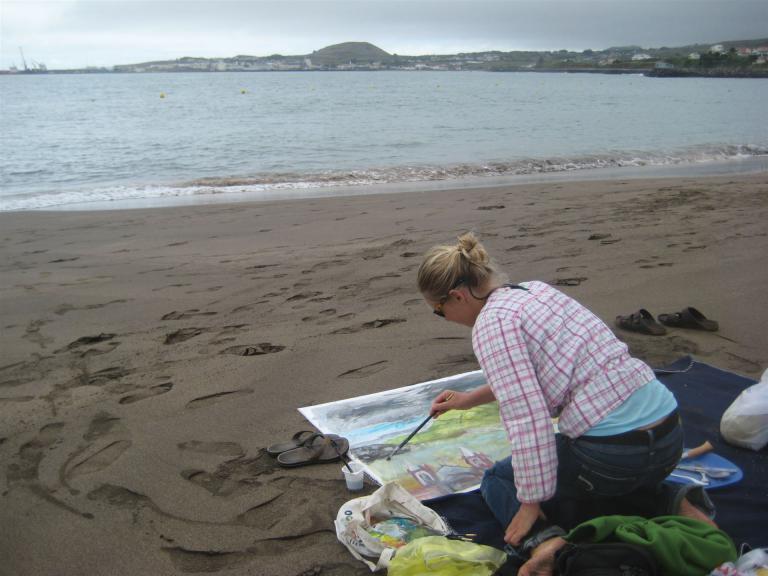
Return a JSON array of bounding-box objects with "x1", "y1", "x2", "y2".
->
[{"x1": 1, "y1": 173, "x2": 767, "y2": 575}]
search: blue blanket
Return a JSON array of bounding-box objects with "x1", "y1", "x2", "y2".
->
[{"x1": 425, "y1": 356, "x2": 767, "y2": 550}]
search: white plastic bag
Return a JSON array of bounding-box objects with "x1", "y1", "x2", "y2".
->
[
  {"x1": 710, "y1": 547, "x2": 768, "y2": 575},
  {"x1": 334, "y1": 482, "x2": 449, "y2": 571},
  {"x1": 720, "y1": 369, "x2": 768, "y2": 451}
]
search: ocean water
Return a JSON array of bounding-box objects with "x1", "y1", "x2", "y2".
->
[{"x1": 1, "y1": 71, "x2": 766, "y2": 211}]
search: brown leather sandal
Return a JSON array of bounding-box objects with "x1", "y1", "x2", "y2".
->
[
  {"x1": 276, "y1": 433, "x2": 349, "y2": 468},
  {"x1": 615, "y1": 309, "x2": 667, "y2": 336},
  {"x1": 658, "y1": 307, "x2": 718, "y2": 332},
  {"x1": 266, "y1": 430, "x2": 317, "y2": 456}
]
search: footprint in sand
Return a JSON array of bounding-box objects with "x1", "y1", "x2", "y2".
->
[
  {"x1": 552, "y1": 277, "x2": 588, "y2": 287},
  {"x1": 0, "y1": 396, "x2": 36, "y2": 404},
  {"x1": 9, "y1": 422, "x2": 64, "y2": 483},
  {"x1": 186, "y1": 389, "x2": 254, "y2": 409},
  {"x1": 507, "y1": 244, "x2": 537, "y2": 251},
  {"x1": 237, "y1": 477, "x2": 351, "y2": 535},
  {"x1": 370, "y1": 273, "x2": 401, "y2": 282},
  {"x1": 331, "y1": 318, "x2": 405, "y2": 334},
  {"x1": 308, "y1": 295, "x2": 334, "y2": 303},
  {"x1": 220, "y1": 344, "x2": 285, "y2": 356},
  {"x1": 84, "y1": 412, "x2": 122, "y2": 441},
  {"x1": 87, "y1": 483, "x2": 153, "y2": 511},
  {"x1": 286, "y1": 291, "x2": 323, "y2": 302},
  {"x1": 555, "y1": 265, "x2": 587, "y2": 273},
  {"x1": 55, "y1": 332, "x2": 117, "y2": 353},
  {"x1": 161, "y1": 310, "x2": 217, "y2": 321},
  {"x1": 152, "y1": 283, "x2": 192, "y2": 292},
  {"x1": 180, "y1": 449, "x2": 281, "y2": 495},
  {"x1": 79, "y1": 342, "x2": 121, "y2": 358},
  {"x1": 300, "y1": 259, "x2": 350, "y2": 275},
  {"x1": 67, "y1": 440, "x2": 132, "y2": 479},
  {"x1": 86, "y1": 366, "x2": 134, "y2": 386},
  {"x1": 433, "y1": 354, "x2": 480, "y2": 371},
  {"x1": 338, "y1": 360, "x2": 388, "y2": 379},
  {"x1": 217, "y1": 324, "x2": 249, "y2": 336},
  {"x1": 119, "y1": 382, "x2": 173, "y2": 405},
  {"x1": 164, "y1": 327, "x2": 207, "y2": 344}
]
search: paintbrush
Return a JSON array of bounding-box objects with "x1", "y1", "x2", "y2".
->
[{"x1": 386, "y1": 393, "x2": 453, "y2": 460}]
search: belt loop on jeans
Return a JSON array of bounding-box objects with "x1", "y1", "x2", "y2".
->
[{"x1": 578, "y1": 409, "x2": 679, "y2": 446}]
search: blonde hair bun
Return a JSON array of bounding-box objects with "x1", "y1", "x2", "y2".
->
[
  {"x1": 457, "y1": 232, "x2": 489, "y2": 266},
  {"x1": 417, "y1": 231, "x2": 500, "y2": 301}
]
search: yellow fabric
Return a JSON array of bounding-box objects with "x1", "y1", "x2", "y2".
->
[{"x1": 387, "y1": 536, "x2": 507, "y2": 576}]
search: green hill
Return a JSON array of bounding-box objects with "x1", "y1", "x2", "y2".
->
[{"x1": 310, "y1": 42, "x2": 392, "y2": 65}]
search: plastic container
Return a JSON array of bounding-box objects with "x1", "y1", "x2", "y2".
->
[{"x1": 342, "y1": 461, "x2": 365, "y2": 491}]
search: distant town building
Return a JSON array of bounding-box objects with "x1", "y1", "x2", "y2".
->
[
  {"x1": 688, "y1": 52, "x2": 701, "y2": 60},
  {"x1": 709, "y1": 44, "x2": 726, "y2": 54},
  {"x1": 406, "y1": 447, "x2": 494, "y2": 492},
  {"x1": 631, "y1": 53, "x2": 652, "y2": 61}
]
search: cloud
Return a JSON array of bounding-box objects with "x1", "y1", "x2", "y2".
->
[{"x1": 2, "y1": 0, "x2": 766, "y2": 69}]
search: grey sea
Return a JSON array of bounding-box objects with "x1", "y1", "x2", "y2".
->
[{"x1": 1, "y1": 71, "x2": 766, "y2": 211}]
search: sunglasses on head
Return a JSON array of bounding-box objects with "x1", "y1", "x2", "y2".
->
[{"x1": 433, "y1": 277, "x2": 466, "y2": 318}]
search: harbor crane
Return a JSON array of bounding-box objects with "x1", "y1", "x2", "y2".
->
[{"x1": 19, "y1": 47, "x2": 28, "y2": 71}]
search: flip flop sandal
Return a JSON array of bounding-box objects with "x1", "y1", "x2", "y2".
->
[
  {"x1": 266, "y1": 430, "x2": 317, "y2": 457},
  {"x1": 277, "y1": 433, "x2": 350, "y2": 468},
  {"x1": 658, "y1": 307, "x2": 718, "y2": 331},
  {"x1": 615, "y1": 308, "x2": 667, "y2": 336}
]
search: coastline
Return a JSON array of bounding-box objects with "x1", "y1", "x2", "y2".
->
[
  {"x1": 10, "y1": 155, "x2": 768, "y2": 213},
  {"x1": 1, "y1": 171, "x2": 767, "y2": 574}
]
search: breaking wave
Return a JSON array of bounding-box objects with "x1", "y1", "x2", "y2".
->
[{"x1": 3, "y1": 144, "x2": 766, "y2": 211}]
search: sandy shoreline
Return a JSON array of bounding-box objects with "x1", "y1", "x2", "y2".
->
[{"x1": 1, "y1": 173, "x2": 767, "y2": 575}]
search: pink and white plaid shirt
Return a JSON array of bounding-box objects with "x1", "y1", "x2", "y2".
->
[{"x1": 472, "y1": 281, "x2": 655, "y2": 503}]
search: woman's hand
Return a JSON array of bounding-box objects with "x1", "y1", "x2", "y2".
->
[
  {"x1": 504, "y1": 502, "x2": 546, "y2": 546},
  {"x1": 430, "y1": 390, "x2": 470, "y2": 417},
  {"x1": 430, "y1": 385, "x2": 496, "y2": 418}
]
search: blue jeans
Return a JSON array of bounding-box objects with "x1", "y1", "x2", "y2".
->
[{"x1": 480, "y1": 422, "x2": 684, "y2": 530}]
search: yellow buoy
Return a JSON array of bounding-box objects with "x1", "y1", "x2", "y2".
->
[
  {"x1": 160, "y1": 92, "x2": 165, "y2": 98},
  {"x1": 241, "y1": 89, "x2": 246, "y2": 94}
]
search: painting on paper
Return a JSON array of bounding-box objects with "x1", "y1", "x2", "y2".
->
[{"x1": 299, "y1": 370, "x2": 511, "y2": 500}]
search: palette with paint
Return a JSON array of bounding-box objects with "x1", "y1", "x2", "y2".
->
[{"x1": 667, "y1": 451, "x2": 743, "y2": 489}]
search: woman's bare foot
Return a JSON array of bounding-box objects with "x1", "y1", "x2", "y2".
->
[
  {"x1": 678, "y1": 496, "x2": 718, "y2": 527},
  {"x1": 518, "y1": 536, "x2": 567, "y2": 576}
]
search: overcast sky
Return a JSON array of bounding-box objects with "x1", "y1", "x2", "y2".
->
[{"x1": 2, "y1": 0, "x2": 766, "y2": 70}]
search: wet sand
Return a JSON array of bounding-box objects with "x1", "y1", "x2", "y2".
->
[{"x1": 1, "y1": 172, "x2": 767, "y2": 575}]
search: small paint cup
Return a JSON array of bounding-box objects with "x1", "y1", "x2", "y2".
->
[{"x1": 342, "y1": 461, "x2": 365, "y2": 491}]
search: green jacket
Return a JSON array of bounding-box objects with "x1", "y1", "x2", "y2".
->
[{"x1": 566, "y1": 515, "x2": 737, "y2": 576}]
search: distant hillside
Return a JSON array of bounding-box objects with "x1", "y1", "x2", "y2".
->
[
  {"x1": 56, "y1": 37, "x2": 767, "y2": 76},
  {"x1": 310, "y1": 42, "x2": 392, "y2": 65}
]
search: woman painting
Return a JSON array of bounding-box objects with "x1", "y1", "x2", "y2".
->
[{"x1": 418, "y1": 232, "x2": 714, "y2": 573}]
